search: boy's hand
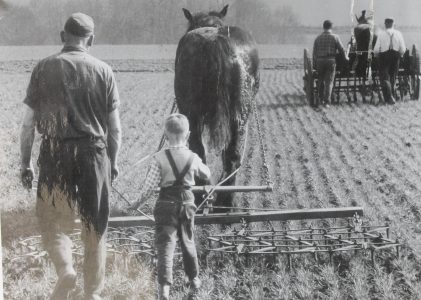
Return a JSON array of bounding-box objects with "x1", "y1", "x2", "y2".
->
[{"x1": 21, "y1": 167, "x2": 34, "y2": 190}]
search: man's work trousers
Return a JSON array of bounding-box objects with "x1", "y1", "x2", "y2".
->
[
  {"x1": 316, "y1": 58, "x2": 336, "y2": 104},
  {"x1": 154, "y1": 188, "x2": 199, "y2": 285},
  {"x1": 36, "y1": 137, "x2": 110, "y2": 299},
  {"x1": 378, "y1": 50, "x2": 400, "y2": 102}
]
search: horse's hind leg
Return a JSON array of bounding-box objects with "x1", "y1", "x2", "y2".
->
[
  {"x1": 189, "y1": 123, "x2": 206, "y2": 163},
  {"x1": 215, "y1": 123, "x2": 241, "y2": 210},
  {"x1": 188, "y1": 120, "x2": 211, "y2": 206}
]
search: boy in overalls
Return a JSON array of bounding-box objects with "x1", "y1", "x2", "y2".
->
[{"x1": 131, "y1": 113, "x2": 211, "y2": 299}]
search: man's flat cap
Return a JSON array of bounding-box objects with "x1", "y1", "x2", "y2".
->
[
  {"x1": 323, "y1": 20, "x2": 333, "y2": 29},
  {"x1": 385, "y1": 18, "x2": 394, "y2": 24},
  {"x1": 64, "y1": 13, "x2": 94, "y2": 37}
]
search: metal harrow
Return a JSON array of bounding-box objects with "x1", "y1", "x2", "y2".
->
[
  {"x1": 205, "y1": 217, "x2": 400, "y2": 269},
  {"x1": 10, "y1": 208, "x2": 400, "y2": 271},
  {"x1": 9, "y1": 227, "x2": 156, "y2": 268}
]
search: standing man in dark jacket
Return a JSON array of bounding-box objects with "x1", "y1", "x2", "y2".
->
[
  {"x1": 313, "y1": 20, "x2": 347, "y2": 106},
  {"x1": 20, "y1": 13, "x2": 122, "y2": 300}
]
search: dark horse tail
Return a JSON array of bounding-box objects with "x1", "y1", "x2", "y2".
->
[
  {"x1": 351, "y1": 23, "x2": 378, "y2": 77},
  {"x1": 175, "y1": 26, "x2": 259, "y2": 153}
]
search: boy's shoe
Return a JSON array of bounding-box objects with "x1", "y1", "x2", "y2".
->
[
  {"x1": 50, "y1": 268, "x2": 77, "y2": 300},
  {"x1": 187, "y1": 278, "x2": 201, "y2": 300},
  {"x1": 158, "y1": 284, "x2": 170, "y2": 300},
  {"x1": 190, "y1": 277, "x2": 201, "y2": 289}
]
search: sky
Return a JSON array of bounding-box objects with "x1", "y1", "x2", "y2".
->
[
  {"x1": 2, "y1": 0, "x2": 421, "y2": 29},
  {"x1": 269, "y1": 0, "x2": 421, "y2": 27}
]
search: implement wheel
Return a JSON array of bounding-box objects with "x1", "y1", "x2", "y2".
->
[
  {"x1": 410, "y1": 45, "x2": 420, "y2": 100},
  {"x1": 303, "y1": 49, "x2": 316, "y2": 106}
]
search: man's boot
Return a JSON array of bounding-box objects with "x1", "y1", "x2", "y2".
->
[{"x1": 50, "y1": 267, "x2": 77, "y2": 300}]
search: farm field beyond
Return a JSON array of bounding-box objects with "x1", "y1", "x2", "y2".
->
[{"x1": 2, "y1": 46, "x2": 421, "y2": 299}]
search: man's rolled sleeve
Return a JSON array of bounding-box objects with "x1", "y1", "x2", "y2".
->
[
  {"x1": 106, "y1": 68, "x2": 120, "y2": 112},
  {"x1": 398, "y1": 32, "x2": 406, "y2": 56},
  {"x1": 23, "y1": 64, "x2": 40, "y2": 111}
]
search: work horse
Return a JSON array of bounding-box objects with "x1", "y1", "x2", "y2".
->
[
  {"x1": 341, "y1": 10, "x2": 378, "y2": 78},
  {"x1": 174, "y1": 5, "x2": 260, "y2": 207},
  {"x1": 333, "y1": 10, "x2": 378, "y2": 102}
]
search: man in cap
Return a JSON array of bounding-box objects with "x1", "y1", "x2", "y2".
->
[
  {"x1": 373, "y1": 18, "x2": 406, "y2": 104},
  {"x1": 356, "y1": 10, "x2": 368, "y2": 24},
  {"x1": 313, "y1": 20, "x2": 348, "y2": 106},
  {"x1": 20, "y1": 12, "x2": 122, "y2": 300}
]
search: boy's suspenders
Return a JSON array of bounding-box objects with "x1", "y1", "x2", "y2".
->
[{"x1": 165, "y1": 149, "x2": 194, "y2": 186}]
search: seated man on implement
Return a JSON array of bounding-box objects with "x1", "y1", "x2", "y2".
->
[
  {"x1": 373, "y1": 18, "x2": 406, "y2": 104},
  {"x1": 313, "y1": 20, "x2": 347, "y2": 106}
]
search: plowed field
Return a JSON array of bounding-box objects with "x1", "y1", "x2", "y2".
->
[{"x1": 2, "y1": 59, "x2": 421, "y2": 299}]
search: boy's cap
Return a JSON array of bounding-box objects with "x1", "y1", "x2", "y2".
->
[
  {"x1": 165, "y1": 114, "x2": 189, "y2": 135},
  {"x1": 64, "y1": 13, "x2": 94, "y2": 37}
]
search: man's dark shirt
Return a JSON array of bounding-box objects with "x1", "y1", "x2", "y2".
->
[
  {"x1": 313, "y1": 31, "x2": 346, "y2": 61},
  {"x1": 24, "y1": 45, "x2": 120, "y2": 139}
]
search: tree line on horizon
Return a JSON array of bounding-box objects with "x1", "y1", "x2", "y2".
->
[{"x1": 0, "y1": 0, "x2": 302, "y2": 45}]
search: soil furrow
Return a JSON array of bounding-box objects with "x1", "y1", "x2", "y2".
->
[
  {"x1": 350, "y1": 104, "x2": 421, "y2": 216},
  {"x1": 362, "y1": 103, "x2": 421, "y2": 176},
  {"x1": 321, "y1": 100, "x2": 421, "y2": 256}
]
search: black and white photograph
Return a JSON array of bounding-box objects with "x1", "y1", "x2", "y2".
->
[{"x1": 1, "y1": 0, "x2": 421, "y2": 299}]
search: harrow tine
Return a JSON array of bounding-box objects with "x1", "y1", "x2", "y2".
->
[
  {"x1": 323, "y1": 234, "x2": 354, "y2": 245},
  {"x1": 291, "y1": 247, "x2": 317, "y2": 253},
  {"x1": 207, "y1": 237, "x2": 234, "y2": 246},
  {"x1": 249, "y1": 231, "x2": 274, "y2": 236},
  {"x1": 331, "y1": 245, "x2": 359, "y2": 252},
  {"x1": 366, "y1": 227, "x2": 389, "y2": 233},
  {"x1": 237, "y1": 228, "x2": 246, "y2": 236},
  {"x1": 363, "y1": 232, "x2": 395, "y2": 243},
  {"x1": 18, "y1": 236, "x2": 42, "y2": 245},
  {"x1": 33, "y1": 251, "x2": 48, "y2": 258},
  {"x1": 236, "y1": 244, "x2": 245, "y2": 254},
  {"x1": 11, "y1": 251, "x2": 39, "y2": 261},
  {"x1": 239, "y1": 236, "x2": 273, "y2": 246},
  {"x1": 211, "y1": 246, "x2": 236, "y2": 252},
  {"x1": 249, "y1": 246, "x2": 277, "y2": 254},
  {"x1": 285, "y1": 235, "x2": 313, "y2": 246},
  {"x1": 325, "y1": 229, "x2": 350, "y2": 235},
  {"x1": 285, "y1": 229, "x2": 313, "y2": 235},
  {"x1": 369, "y1": 243, "x2": 401, "y2": 251}
]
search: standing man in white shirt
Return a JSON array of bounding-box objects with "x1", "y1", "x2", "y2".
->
[{"x1": 373, "y1": 18, "x2": 406, "y2": 104}]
